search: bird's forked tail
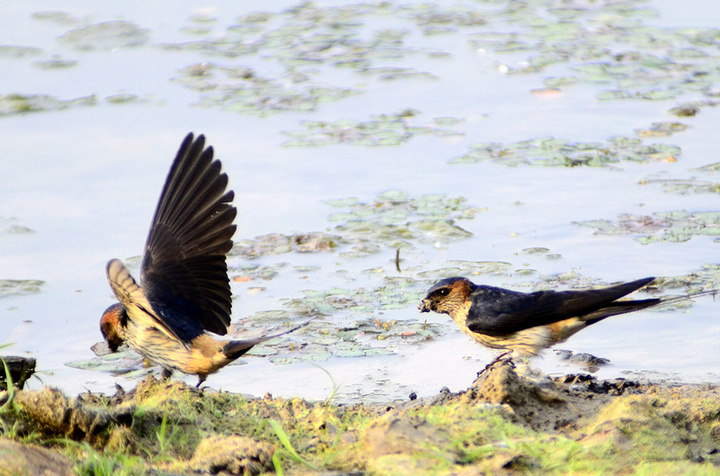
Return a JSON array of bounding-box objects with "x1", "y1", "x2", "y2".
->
[{"x1": 222, "y1": 321, "x2": 309, "y2": 360}]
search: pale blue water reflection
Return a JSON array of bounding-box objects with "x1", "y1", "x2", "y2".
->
[{"x1": 1, "y1": 0, "x2": 720, "y2": 402}]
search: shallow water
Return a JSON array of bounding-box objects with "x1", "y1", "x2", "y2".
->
[{"x1": 2, "y1": 0, "x2": 720, "y2": 403}]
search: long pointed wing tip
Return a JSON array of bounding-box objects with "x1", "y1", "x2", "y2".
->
[{"x1": 106, "y1": 258, "x2": 122, "y2": 275}]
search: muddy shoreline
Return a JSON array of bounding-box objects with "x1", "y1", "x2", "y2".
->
[{"x1": 3, "y1": 360, "x2": 720, "y2": 474}]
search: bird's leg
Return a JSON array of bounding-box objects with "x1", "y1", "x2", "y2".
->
[
  {"x1": 196, "y1": 375, "x2": 207, "y2": 389},
  {"x1": 161, "y1": 368, "x2": 173, "y2": 381}
]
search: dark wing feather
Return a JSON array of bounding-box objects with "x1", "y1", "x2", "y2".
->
[
  {"x1": 141, "y1": 133, "x2": 237, "y2": 342},
  {"x1": 467, "y1": 277, "x2": 656, "y2": 336}
]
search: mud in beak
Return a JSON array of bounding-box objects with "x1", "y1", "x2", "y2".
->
[{"x1": 418, "y1": 299, "x2": 433, "y2": 313}]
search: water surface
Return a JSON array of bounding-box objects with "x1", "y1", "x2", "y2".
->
[{"x1": 2, "y1": 0, "x2": 720, "y2": 402}]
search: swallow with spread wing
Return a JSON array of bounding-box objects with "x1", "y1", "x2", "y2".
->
[
  {"x1": 100, "y1": 133, "x2": 300, "y2": 386},
  {"x1": 419, "y1": 276, "x2": 714, "y2": 358}
]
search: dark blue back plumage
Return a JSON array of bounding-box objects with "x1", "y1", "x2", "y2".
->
[{"x1": 465, "y1": 277, "x2": 658, "y2": 336}]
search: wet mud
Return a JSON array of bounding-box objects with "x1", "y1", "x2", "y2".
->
[{"x1": 3, "y1": 360, "x2": 720, "y2": 474}]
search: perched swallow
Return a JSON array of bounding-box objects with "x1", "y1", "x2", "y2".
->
[
  {"x1": 100, "y1": 133, "x2": 299, "y2": 386},
  {"x1": 419, "y1": 276, "x2": 713, "y2": 359}
]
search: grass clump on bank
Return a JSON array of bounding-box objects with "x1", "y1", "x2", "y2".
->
[{"x1": 3, "y1": 362, "x2": 720, "y2": 474}]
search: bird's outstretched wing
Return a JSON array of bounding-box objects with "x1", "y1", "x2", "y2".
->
[
  {"x1": 466, "y1": 277, "x2": 656, "y2": 336},
  {"x1": 140, "y1": 133, "x2": 237, "y2": 342}
]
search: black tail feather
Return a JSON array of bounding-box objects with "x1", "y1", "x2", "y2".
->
[{"x1": 222, "y1": 321, "x2": 310, "y2": 360}]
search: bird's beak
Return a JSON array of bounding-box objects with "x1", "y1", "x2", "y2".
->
[{"x1": 418, "y1": 299, "x2": 433, "y2": 312}]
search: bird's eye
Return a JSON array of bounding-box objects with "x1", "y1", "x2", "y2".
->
[{"x1": 437, "y1": 288, "x2": 449, "y2": 296}]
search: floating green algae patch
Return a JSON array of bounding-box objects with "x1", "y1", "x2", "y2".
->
[
  {"x1": 163, "y1": 4, "x2": 443, "y2": 115},
  {"x1": 0, "y1": 92, "x2": 140, "y2": 115},
  {"x1": 58, "y1": 20, "x2": 150, "y2": 50},
  {"x1": 0, "y1": 45, "x2": 42, "y2": 58},
  {"x1": 0, "y1": 93, "x2": 96, "y2": 116},
  {"x1": 232, "y1": 191, "x2": 479, "y2": 261},
  {"x1": 233, "y1": 232, "x2": 340, "y2": 259},
  {"x1": 635, "y1": 121, "x2": 689, "y2": 138},
  {"x1": 172, "y1": 63, "x2": 361, "y2": 116},
  {"x1": 466, "y1": 1, "x2": 720, "y2": 103},
  {"x1": 574, "y1": 210, "x2": 720, "y2": 244},
  {"x1": 282, "y1": 109, "x2": 463, "y2": 146},
  {"x1": 0, "y1": 217, "x2": 34, "y2": 234},
  {"x1": 6, "y1": 361, "x2": 720, "y2": 474},
  {"x1": 264, "y1": 277, "x2": 440, "y2": 364},
  {"x1": 326, "y1": 190, "x2": 479, "y2": 254},
  {"x1": 19, "y1": 0, "x2": 714, "y2": 132},
  {"x1": 282, "y1": 278, "x2": 425, "y2": 317},
  {"x1": 415, "y1": 260, "x2": 514, "y2": 280},
  {"x1": 645, "y1": 177, "x2": 720, "y2": 195},
  {"x1": 667, "y1": 102, "x2": 720, "y2": 117},
  {"x1": 0, "y1": 280, "x2": 44, "y2": 299},
  {"x1": 68, "y1": 339, "x2": 151, "y2": 378},
  {"x1": 161, "y1": 0, "x2": 720, "y2": 110},
  {"x1": 32, "y1": 10, "x2": 88, "y2": 26},
  {"x1": 104, "y1": 93, "x2": 147, "y2": 104},
  {"x1": 163, "y1": 3, "x2": 438, "y2": 70},
  {"x1": 651, "y1": 263, "x2": 720, "y2": 295},
  {"x1": 33, "y1": 58, "x2": 78, "y2": 70},
  {"x1": 451, "y1": 136, "x2": 681, "y2": 167},
  {"x1": 21, "y1": 0, "x2": 720, "y2": 128}
]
